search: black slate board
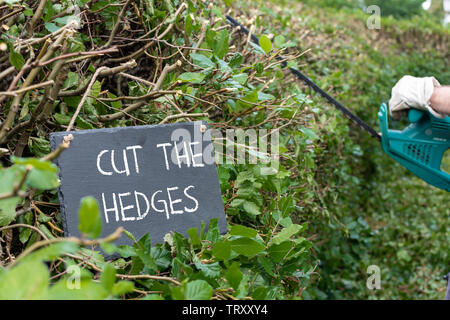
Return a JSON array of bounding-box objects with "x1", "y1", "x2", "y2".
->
[{"x1": 50, "y1": 121, "x2": 227, "y2": 245}]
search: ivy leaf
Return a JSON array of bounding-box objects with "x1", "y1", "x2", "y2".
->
[
  {"x1": 259, "y1": 35, "x2": 272, "y2": 54},
  {"x1": 184, "y1": 280, "x2": 213, "y2": 300},
  {"x1": 230, "y1": 238, "x2": 265, "y2": 257},
  {"x1": 78, "y1": 196, "x2": 102, "y2": 239}
]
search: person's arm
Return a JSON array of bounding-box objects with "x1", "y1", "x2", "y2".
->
[{"x1": 430, "y1": 86, "x2": 450, "y2": 116}]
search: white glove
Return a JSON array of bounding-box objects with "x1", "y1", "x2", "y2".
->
[{"x1": 389, "y1": 75, "x2": 445, "y2": 119}]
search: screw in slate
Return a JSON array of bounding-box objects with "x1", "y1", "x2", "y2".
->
[{"x1": 200, "y1": 124, "x2": 207, "y2": 133}]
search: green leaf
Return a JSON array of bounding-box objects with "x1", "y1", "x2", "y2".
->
[
  {"x1": 184, "y1": 280, "x2": 213, "y2": 300},
  {"x1": 271, "y1": 224, "x2": 304, "y2": 245},
  {"x1": 225, "y1": 262, "x2": 243, "y2": 290},
  {"x1": 232, "y1": 73, "x2": 248, "y2": 85},
  {"x1": 136, "y1": 248, "x2": 157, "y2": 271},
  {"x1": 186, "y1": 227, "x2": 200, "y2": 246},
  {"x1": 25, "y1": 242, "x2": 78, "y2": 263},
  {"x1": 257, "y1": 256, "x2": 275, "y2": 276},
  {"x1": 205, "y1": 218, "x2": 220, "y2": 243},
  {"x1": 76, "y1": 116, "x2": 94, "y2": 129},
  {"x1": 9, "y1": 50, "x2": 25, "y2": 70},
  {"x1": 259, "y1": 35, "x2": 272, "y2": 54},
  {"x1": 54, "y1": 113, "x2": 72, "y2": 125},
  {"x1": 0, "y1": 260, "x2": 49, "y2": 299},
  {"x1": 45, "y1": 22, "x2": 60, "y2": 33},
  {"x1": 178, "y1": 72, "x2": 205, "y2": 84},
  {"x1": 0, "y1": 168, "x2": 21, "y2": 226},
  {"x1": 185, "y1": 14, "x2": 193, "y2": 35},
  {"x1": 190, "y1": 53, "x2": 214, "y2": 68},
  {"x1": 12, "y1": 157, "x2": 59, "y2": 190},
  {"x1": 243, "y1": 201, "x2": 261, "y2": 216},
  {"x1": 229, "y1": 225, "x2": 258, "y2": 238},
  {"x1": 151, "y1": 246, "x2": 171, "y2": 270},
  {"x1": 112, "y1": 280, "x2": 134, "y2": 296},
  {"x1": 26, "y1": 167, "x2": 59, "y2": 190},
  {"x1": 29, "y1": 137, "x2": 51, "y2": 158},
  {"x1": 78, "y1": 196, "x2": 102, "y2": 239},
  {"x1": 12, "y1": 157, "x2": 57, "y2": 172},
  {"x1": 273, "y1": 35, "x2": 285, "y2": 48},
  {"x1": 194, "y1": 257, "x2": 221, "y2": 278},
  {"x1": 230, "y1": 238, "x2": 265, "y2": 257},
  {"x1": 64, "y1": 72, "x2": 78, "y2": 89},
  {"x1": 37, "y1": 212, "x2": 52, "y2": 223},
  {"x1": 229, "y1": 52, "x2": 243, "y2": 68},
  {"x1": 213, "y1": 29, "x2": 229, "y2": 59},
  {"x1": 268, "y1": 241, "x2": 293, "y2": 263},
  {"x1": 48, "y1": 278, "x2": 109, "y2": 300},
  {"x1": 100, "y1": 264, "x2": 116, "y2": 292},
  {"x1": 212, "y1": 240, "x2": 231, "y2": 260}
]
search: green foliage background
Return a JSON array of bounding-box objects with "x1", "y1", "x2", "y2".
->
[{"x1": 0, "y1": 0, "x2": 449, "y2": 300}]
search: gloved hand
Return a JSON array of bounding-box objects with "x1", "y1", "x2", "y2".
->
[{"x1": 389, "y1": 75, "x2": 445, "y2": 119}]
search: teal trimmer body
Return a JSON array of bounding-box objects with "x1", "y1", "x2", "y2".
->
[{"x1": 378, "y1": 103, "x2": 450, "y2": 191}]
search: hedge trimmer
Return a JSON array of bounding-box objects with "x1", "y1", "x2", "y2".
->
[{"x1": 226, "y1": 16, "x2": 450, "y2": 192}]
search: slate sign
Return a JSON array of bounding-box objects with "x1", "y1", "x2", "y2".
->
[{"x1": 50, "y1": 121, "x2": 227, "y2": 245}]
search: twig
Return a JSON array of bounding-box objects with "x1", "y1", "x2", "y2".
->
[
  {"x1": 41, "y1": 134, "x2": 73, "y2": 161},
  {"x1": 0, "y1": 223, "x2": 48, "y2": 241},
  {"x1": 63, "y1": 253, "x2": 181, "y2": 285},
  {"x1": 160, "y1": 113, "x2": 208, "y2": 124},
  {"x1": 26, "y1": 0, "x2": 48, "y2": 37},
  {"x1": 0, "y1": 6, "x2": 25, "y2": 23},
  {"x1": 103, "y1": 0, "x2": 133, "y2": 48},
  {"x1": 118, "y1": 72, "x2": 155, "y2": 88},
  {"x1": 0, "y1": 80, "x2": 55, "y2": 97},
  {"x1": 9, "y1": 227, "x2": 124, "y2": 268},
  {"x1": 0, "y1": 66, "x2": 15, "y2": 81},
  {"x1": 65, "y1": 66, "x2": 107, "y2": 131},
  {"x1": 35, "y1": 47, "x2": 119, "y2": 68},
  {"x1": 0, "y1": 31, "x2": 70, "y2": 144},
  {"x1": 98, "y1": 60, "x2": 182, "y2": 122}
]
